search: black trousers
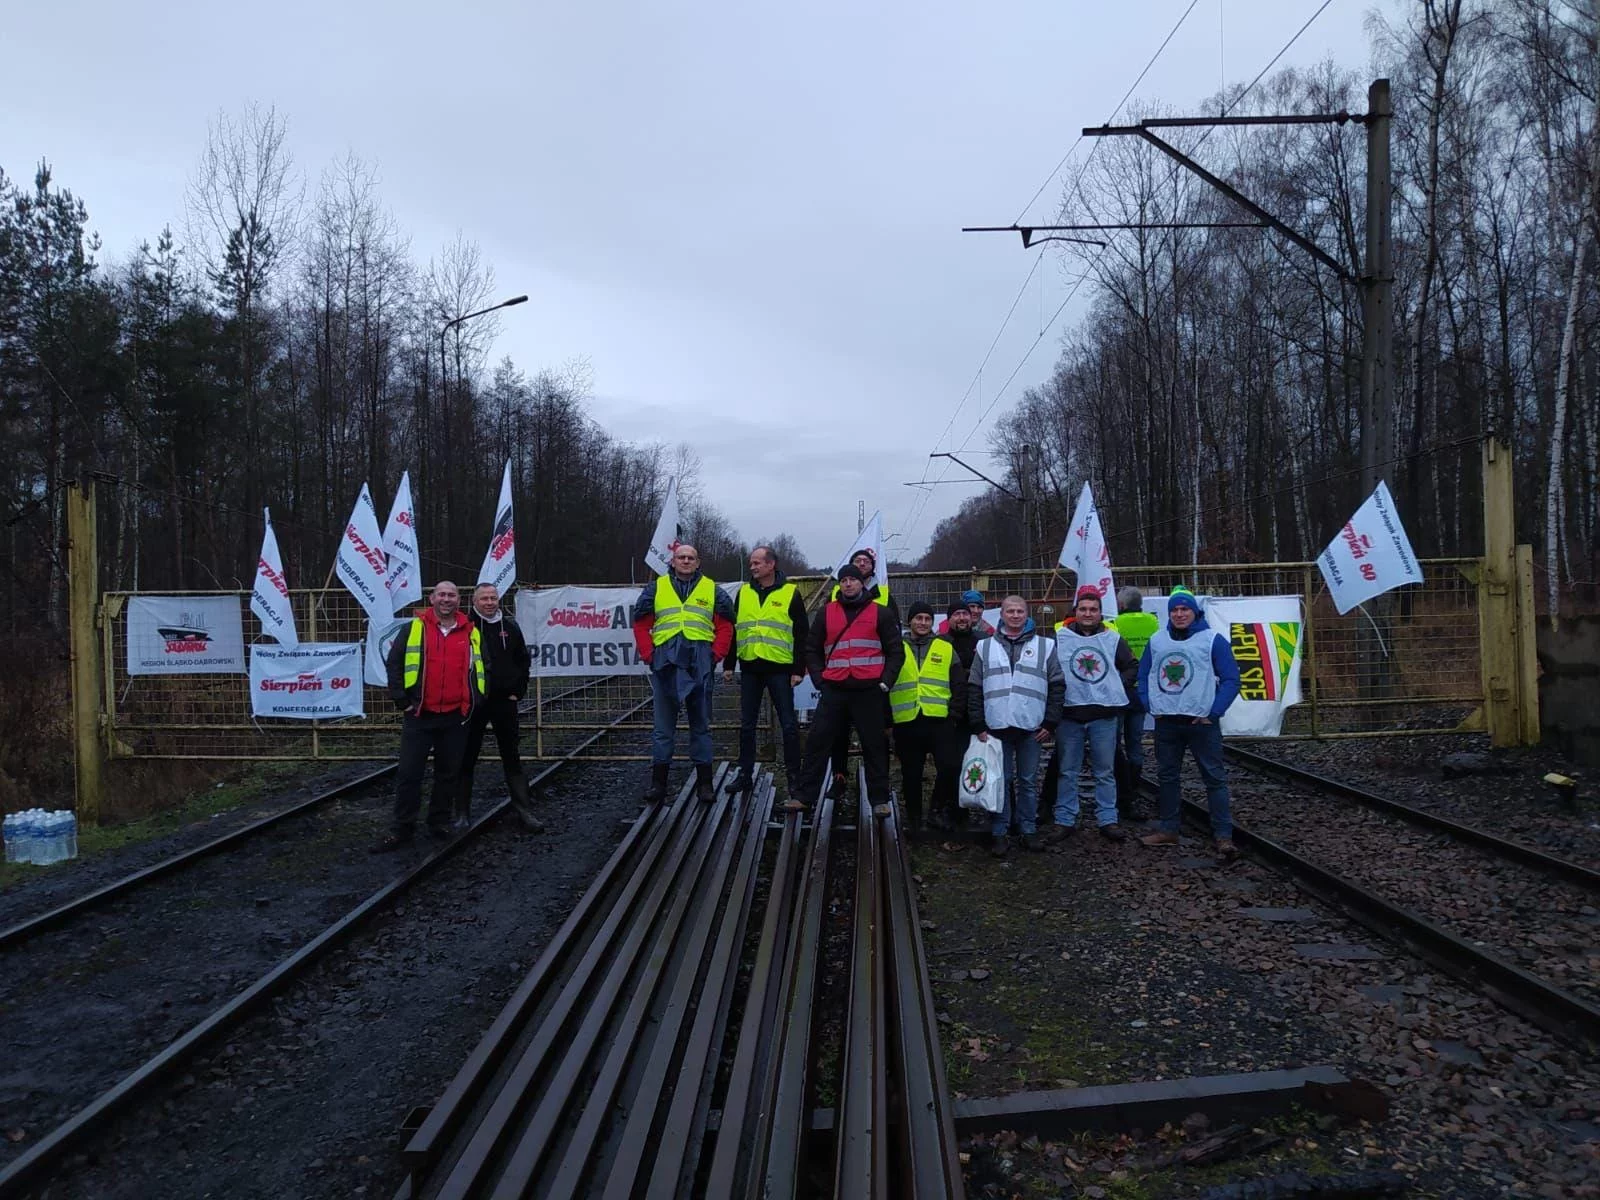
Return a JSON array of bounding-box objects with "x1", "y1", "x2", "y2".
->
[
  {"x1": 460, "y1": 694, "x2": 523, "y2": 807},
  {"x1": 895, "y1": 715, "x2": 964, "y2": 822},
  {"x1": 829, "y1": 692, "x2": 892, "y2": 779},
  {"x1": 799, "y1": 687, "x2": 891, "y2": 806},
  {"x1": 394, "y1": 711, "x2": 469, "y2": 834}
]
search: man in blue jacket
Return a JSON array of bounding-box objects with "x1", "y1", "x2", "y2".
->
[{"x1": 1136, "y1": 586, "x2": 1240, "y2": 857}]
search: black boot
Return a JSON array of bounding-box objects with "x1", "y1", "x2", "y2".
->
[
  {"x1": 727, "y1": 768, "x2": 755, "y2": 794},
  {"x1": 643, "y1": 763, "x2": 669, "y2": 804},
  {"x1": 454, "y1": 778, "x2": 473, "y2": 829},
  {"x1": 506, "y1": 770, "x2": 545, "y2": 833},
  {"x1": 695, "y1": 762, "x2": 716, "y2": 804}
]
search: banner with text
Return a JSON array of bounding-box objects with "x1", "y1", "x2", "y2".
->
[
  {"x1": 1317, "y1": 481, "x2": 1423, "y2": 615},
  {"x1": 1207, "y1": 596, "x2": 1305, "y2": 738},
  {"x1": 127, "y1": 596, "x2": 247, "y2": 676},
  {"x1": 250, "y1": 642, "x2": 365, "y2": 719},
  {"x1": 518, "y1": 586, "x2": 649, "y2": 677}
]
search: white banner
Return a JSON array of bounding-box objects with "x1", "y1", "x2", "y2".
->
[
  {"x1": 644, "y1": 476, "x2": 682, "y2": 576},
  {"x1": 127, "y1": 596, "x2": 246, "y2": 676},
  {"x1": 382, "y1": 471, "x2": 422, "y2": 612},
  {"x1": 1207, "y1": 596, "x2": 1305, "y2": 738},
  {"x1": 518, "y1": 586, "x2": 649, "y2": 677},
  {"x1": 1317, "y1": 481, "x2": 1423, "y2": 615},
  {"x1": 249, "y1": 507, "x2": 298, "y2": 647},
  {"x1": 831, "y1": 511, "x2": 888, "y2": 595},
  {"x1": 250, "y1": 642, "x2": 365, "y2": 719},
  {"x1": 1059, "y1": 482, "x2": 1117, "y2": 619},
  {"x1": 335, "y1": 483, "x2": 391, "y2": 621},
  {"x1": 479, "y1": 460, "x2": 517, "y2": 593},
  {"x1": 365, "y1": 615, "x2": 412, "y2": 687}
]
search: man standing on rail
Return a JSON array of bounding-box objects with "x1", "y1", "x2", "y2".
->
[
  {"x1": 458, "y1": 582, "x2": 543, "y2": 833},
  {"x1": 633, "y1": 544, "x2": 735, "y2": 805},
  {"x1": 723, "y1": 544, "x2": 808, "y2": 798},
  {"x1": 1137, "y1": 585, "x2": 1240, "y2": 858},
  {"x1": 1046, "y1": 587, "x2": 1137, "y2": 844},
  {"x1": 1107, "y1": 585, "x2": 1158, "y2": 816},
  {"x1": 827, "y1": 546, "x2": 898, "y2": 800},
  {"x1": 788, "y1": 563, "x2": 904, "y2": 814},
  {"x1": 890, "y1": 601, "x2": 966, "y2": 833},
  {"x1": 375, "y1": 580, "x2": 485, "y2": 851},
  {"x1": 967, "y1": 595, "x2": 1063, "y2": 857}
]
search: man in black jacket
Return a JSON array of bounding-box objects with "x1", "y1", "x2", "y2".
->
[
  {"x1": 787, "y1": 564, "x2": 905, "y2": 813},
  {"x1": 459, "y1": 582, "x2": 543, "y2": 832}
]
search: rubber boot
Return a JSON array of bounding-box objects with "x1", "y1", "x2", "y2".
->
[
  {"x1": 643, "y1": 763, "x2": 669, "y2": 805},
  {"x1": 695, "y1": 762, "x2": 716, "y2": 804},
  {"x1": 727, "y1": 767, "x2": 756, "y2": 794},
  {"x1": 506, "y1": 770, "x2": 545, "y2": 833}
]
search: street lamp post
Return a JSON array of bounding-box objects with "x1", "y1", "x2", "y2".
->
[{"x1": 435, "y1": 294, "x2": 528, "y2": 558}]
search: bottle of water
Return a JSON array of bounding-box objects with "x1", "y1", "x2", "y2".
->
[
  {"x1": 41, "y1": 812, "x2": 60, "y2": 865},
  {"x1": 64, "y1": 811, "x2": 78, "y2": 860},
  {"x1": 29, "y1": 811, "x2": 48, "y2": 866},
  {"x1": 45, "y1": 811, "x2": 66, "y2": 865},
  {"x1": 15, "y1": 810, "x2": 36, "y2": 865}
]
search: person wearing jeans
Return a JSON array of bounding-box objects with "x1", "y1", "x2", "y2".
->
[
  {"x1": 632, "y1": 544, "x2": 736, "y2": 805},
  {"x1": 1108, "y1": 585, "x2": 1157, "y2": 814},
  {"x1": 1137, "y1": 585, "x2": 1242, "y2": 857},
  {"x1": 723, "y1": 545, "x2": 809, "y2": 798},
  {"x1": 966, "y1": 595, "x2": 1063, "y2": 857},
  {"x1": 1048, "y1": 586, "x2": 1138, "y2": 843}
]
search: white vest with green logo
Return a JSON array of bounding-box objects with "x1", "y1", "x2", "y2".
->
[
  {"x1": 1145, "y1": 627, "x2": 1223, "y2": 718},
  {"x1": 1056, "y1": 627, "x2": 1127, "y2": 708}
]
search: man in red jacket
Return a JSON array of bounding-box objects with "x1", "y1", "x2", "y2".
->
[{"x1": 374, "y1": 580, "x2": 485, "y2": 851}]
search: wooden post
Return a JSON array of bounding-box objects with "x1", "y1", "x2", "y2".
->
[
  {"x1": 67, "y1": 480, "x2": 104, "y2": 826},
  {"x1": 1479, "y1": 438, "x2": 1521, "y2": 747}
]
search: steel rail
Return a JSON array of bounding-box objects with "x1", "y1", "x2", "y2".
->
[
  {"x1": 605, "y1": 775, "x2": 776, "y2": 1200},
  {"x1": 698, "y1": 782, "x2": 807, "y2": 1199},
  {"x1": 0, "y1": 685, "x2": 609, "y2": 952},
  {"x1": 0, "y1": 699, "x2": 650, "y2": 1200},
  {"x1": 834, "y1": 785, "x2": 889, "y2": 1200},
  {"x1": 1167, "y1": 792, "x2": 1600, "y2": 1050},
  {"x1": 1224, "y1": 745, "x2": 1600, "y2": 891},
  {"x1": 760, "y1": 779, "x2": 838, "y2": 1200},
  {"x1": 881, "y1": 800, "x2": 967, "y2": 1199},
  {"x1": 429, "y1": 773, "x2": 713, "y2": 1199}
]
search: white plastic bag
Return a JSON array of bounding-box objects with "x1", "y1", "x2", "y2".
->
[{"x1": 958, "y1": 734, "x2": 1006, "y2": 815}]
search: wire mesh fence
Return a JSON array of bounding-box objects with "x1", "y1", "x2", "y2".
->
[{"x1": 101, "y1": 559, "x2": 1483, "y2": 761}]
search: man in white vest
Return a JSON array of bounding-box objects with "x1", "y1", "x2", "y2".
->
[
  {"x1": 1136, "y1": 585, "x2": 1241, "y2": 857},
  {"x1": 966, "y1": 595, "x2": 1064, "y2": 858},
  {"x1": 1046, "y1": 586, "x2": 1138, "y2": 843}
]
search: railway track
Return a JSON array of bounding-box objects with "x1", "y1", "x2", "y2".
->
[
  {"x1": 400, "y1": 766, "x2": 966, "y2": 1199},
  {"x1": 1153, "y1": 755, "x2": 1600, "y2": 1050},
  {"x1": 0, "y1": 694, "x2": 647, "y2": 1200}
]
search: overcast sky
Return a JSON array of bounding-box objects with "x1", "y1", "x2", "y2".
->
[{"x1": 4, "y1": 1, "x2": 1378, "y2": 569}]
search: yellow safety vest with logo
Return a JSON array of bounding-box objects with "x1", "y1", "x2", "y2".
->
[
  {"x1": 652, "y1": 574, "x2": 717, "y2": 644},
  {"x1": 735, "y1": 582, "x2": 797, "y2": 663},
  {"x1": 889, "y1": 637, "x2": 955, "y2": 723},
  {"x1": 402, "y1": 618, "x2": 486, "y2": 698}
]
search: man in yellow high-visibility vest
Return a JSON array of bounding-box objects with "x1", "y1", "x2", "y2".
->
[
  {"x1": 722, "y1": 544, "x2": 808, "y2": 797},
  {"x1": 889, "y1": 601, "x2": 967, "y2": 833},
  {"x1": 631, "y1": 544, "x2": 735, "y2": 804}
]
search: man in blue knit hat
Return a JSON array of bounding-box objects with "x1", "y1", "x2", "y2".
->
[{"x1": 1136, "y1": 585, "x2": 1241, "y2": 858}]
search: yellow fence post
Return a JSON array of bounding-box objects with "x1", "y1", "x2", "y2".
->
[
  {"x1": 67, "y1": 480, "x2": 104, "y2": 827},
  {"x1": 1479, "y1": 438, "x2": 1522, "y2": 747},
  {"x1": 1514, "y1": 544, "x2": 1541, "y2": 746},
  {"x1": 1300, "y1": 564, "x2": 1320, "y2": 737}
]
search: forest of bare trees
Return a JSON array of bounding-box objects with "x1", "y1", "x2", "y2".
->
[
  {"x1": 0, "y1": 106, "x2": 775, "y2": 651},
  {"x1": 920, "y1": 0, "x2": 1597, "y2": 614}
]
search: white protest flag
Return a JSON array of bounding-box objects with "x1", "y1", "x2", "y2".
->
[
  {"x1": 832, "y1": 511, "x2": 888, "y2": 597},
  {"x1": 335, "y1": 483, "x2": 391, "y2": 621},
  {"x1": 249, "y1": 507, "x2": 298, "y2": 646},
  {"x1": 1317, "y1": 481, "x2": 1424, "y2": 615},
  {"x1": 478, "y1": 460, "x2": 517, "y2": 593},
  {"x1": 381, "y1": 470, "x2": 421, "y2": 612},
  {"x1": 643, "y1": 476, "x2": 682, "y2": 576},
  {"x1": 1058, "y1": 482, "x2": 1117, "y2": 619}
]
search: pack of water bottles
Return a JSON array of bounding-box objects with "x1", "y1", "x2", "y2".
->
[{"x1": 2, "y1": 809, "x2": 79, "y2": 865}]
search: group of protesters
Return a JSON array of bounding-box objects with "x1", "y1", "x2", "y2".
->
[{"x1": 639, "y1": 541, "x2": 1242, "y2": 861}]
